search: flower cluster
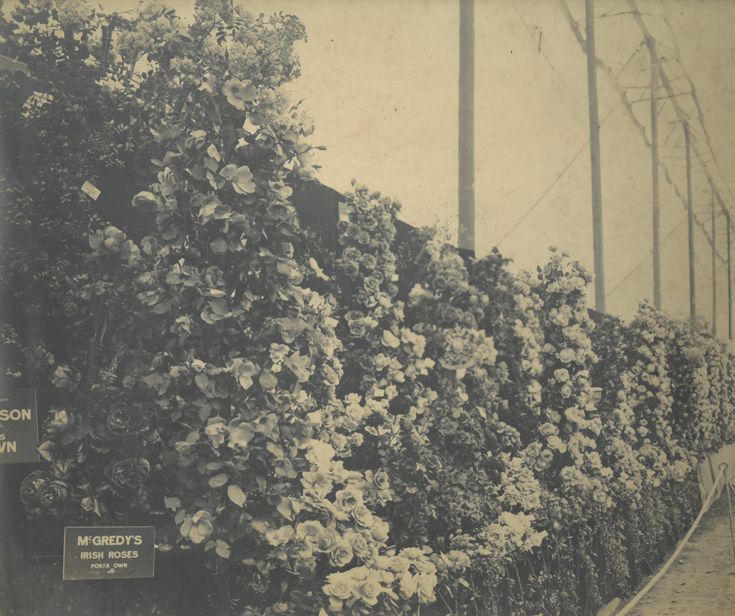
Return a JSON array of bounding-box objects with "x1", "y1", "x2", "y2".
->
[
  {"x1": 20, "y1": 470, "x2": 71, "y2": 516},
  {"x1": 619, "y1": 304, "x2": 691, "y2": 483},
  {"x1": 451, "y1": 510, "x2": 547, "y2": 579},
  {"x1": 532, "y1": 249, "x2": 613, "y2": 510},
  {"x1": 322, "y1": 548, "x2": 441, "y2": 612},
  {"x1": 333, "y1": 183, "x2": 428, "y2": 408}
]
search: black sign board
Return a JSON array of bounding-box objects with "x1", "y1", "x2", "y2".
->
[
  {"x1": 0, "y1": 389, "x2": 39, "y2": 463},
  {"x1": 63, "y1": 526, "x2": 156, "y2": 580}
]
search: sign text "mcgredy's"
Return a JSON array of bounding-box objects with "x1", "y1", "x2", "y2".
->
[{"x1": 76, "y1": 534, "x2": 144, "y2": 547}]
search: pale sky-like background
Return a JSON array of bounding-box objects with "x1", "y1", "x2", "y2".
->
[{"x1": 29, "y1": 1, "x2": 735, "y2": 334}]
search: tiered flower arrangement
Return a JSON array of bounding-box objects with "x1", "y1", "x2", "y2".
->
[
  {"x1": 589, "y1": 312, "x2": 647, "y2": 500},
  {"x1": 332, "y1": 183, "x2": 435, "y2": 429},
  {"x1": 395, "y1": 230, "x2": 547, "y2": 594},
  {"x1": 723, "y1": 353, "x2": 735, "y2": 443},
  {"x1": 667, "y1": 319, "x2": 726, "y2": 457},
  {"x1": 499, "y1": 250, "x2": 612, "y2": 612},
  {"x1": 469, "y1": 250, "x2": 546, "y2": 443},
  {"x1": 533, "y1": 250, "x2": 613, "y2": 516},
  {"x1": 330, "y1": 186, "x2": 439, "y2": 544},
  {"x1": 320, "y1": 184, "x2": 462, "y2": 613},
  {"x1": 622, "y1": 304, "x2": 693, "y2": 482},
  {"x1": 703, "y1": 340, "x2": 732, "y2": 448}
]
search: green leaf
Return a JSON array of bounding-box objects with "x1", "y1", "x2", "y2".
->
[
  {"x1": 266, "y1": 441, "x2": 284, "y2": 460},
  {"x1": 164, "y1": 496, "x2": 182, "y2": 511},
  {"x1": 251, "y1": 520, "x2": 268, "y2": 535},
  {"x1": 259, "y1": 370, "x2": 278, "y2": 391},
  {"x1": 203, "y1": 157, "x2": 219, "y2": 173},
  {"x1": 232, "y1": 358, "x2": 258, "y2": 391},
  {"x1": 276, "y1": 260, "x2": 298, "y2": 277},
  {"x1": 210, "y1": 238, "x2": 228, "y2": 254},
  {"x1": 206, "y1": 143, "x2": 221, "y2": 161},
  {"x1": 276, "y1": 496, "x2": 293, "y2": 520},
  {"x1": 227, "y1": 484, "x2": 247, "y2": 507},
  {"x1": 189, "y1": 163, "x2": 206, "y2": 180},
  {"x1": 215, "y1": 539, "x2": 231, "y2": 559},
  {"x1": 210, "y1": 298, "x2": 229, "y2": 316},
  {"x1": 208, "y1": 473, "x2": 228, "y2": 488},
  {"x1": 195, "y1": 373, "x2": 210, "y2": 392}
]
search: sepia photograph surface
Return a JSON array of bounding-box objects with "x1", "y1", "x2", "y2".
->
[{"x1": 2, "y1": 0, "x2": 735, "y2": 614}]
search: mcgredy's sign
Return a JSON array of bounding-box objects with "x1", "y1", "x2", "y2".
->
[
  {"x1": 63, "y1": 526, "x2": 156, "y2": 580},
  {"x1": 0, "y1": 389, "x2": 39, "y2": 462}
]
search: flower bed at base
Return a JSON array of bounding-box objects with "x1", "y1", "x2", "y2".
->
[{"x1": 2, "y1": 2, "x2": 735, "y2": 615}]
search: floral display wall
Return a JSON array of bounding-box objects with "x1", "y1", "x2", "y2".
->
[{"x1": 1, "y1": 1, "x2": 734, "y2": 615}]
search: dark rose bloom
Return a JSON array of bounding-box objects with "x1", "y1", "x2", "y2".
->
[
  {"x1": 343, "y1": 262, "x2": 360, "y2": 278},
  {"x1": 432, "y1": 274, "x2": 449, "y2": 291},
  {"x1": 358, "y1": 353, "x2": 374, "y2": 371},
  {"x1": 435, "y1": 305, "x2": 452, "y2": 323},
  {"x1": 370, "y1": 270, "x2": 385, "y2": 284},
  {"x1": 447, "y1": 307, "x2": 464, "y2": 323},
  {"x1": 44, "y1": 409, "x2": 74, "y2": 434},
  {"x1": 348, "y1": 319, "x2": 368, "y2": 338},
  {"x1": 342, "y1": 246, "x2": 362, "y2": 264},
  {"x1": 337, "y1": 220, "x2": 350, "y2": 233},
  {"x1": 347, "y1": 224, "x2": 362, "y2": 241},
  {"x1": 20, "y1": 471, "x2": 70, "y2": 512},
  {"x1": 361, "y1": 254, "x2": 377, "y2": 270},
  {"x1": 357, "y1": 292, "x2": 378, "y2": 309},
  {"x1": 359, "y1": 214, "x2": 378, "y2": 231},
  {"x1": 106, "y1": 403, "x2": 150, "y2": 436},
  {"x1": 344, "y1": 310, "x2": 364, "y2": 323},
  {"x1": 363, "y1": 276, "x2": 381, "y2": 294},
  {"x1": 106, "y1": 457, "x2": 151, "y2": 492},
  {"x1": 463, "y1": 313, "x2": 478, "y2": 329},
  {"x1": 89, "y1": 417, "x2": 115, "y2": 452},
  {"x1": 356, "y1": 230, "x2": 370, "y2": 245},
  {"x1": 372, "y1": 470, "x2": 391, "y2": 491},
  {"x1": 361, "y1": 375, "x2": 377, "y2": 391},
  {"x1": 448, "y1": 280, "x2": 463, "y2": 296}
]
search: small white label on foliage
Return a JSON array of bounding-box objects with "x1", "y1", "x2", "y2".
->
[{"x1": 81, "y1": 181, "x2": 101, "y2": 200}]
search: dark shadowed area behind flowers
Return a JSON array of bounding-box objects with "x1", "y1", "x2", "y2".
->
[{"x1": 1, "y1": 465, "x2": 213, "y2": 616}]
